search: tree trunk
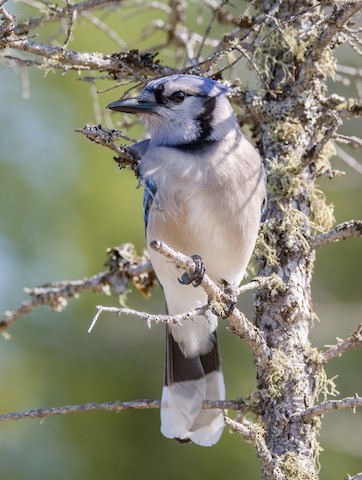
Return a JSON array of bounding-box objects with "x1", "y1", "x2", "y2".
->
[{"x1": 251, "y1": 1, "x2": 360, "y2": 477}]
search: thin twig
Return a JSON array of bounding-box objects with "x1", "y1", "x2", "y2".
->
[
  {"x1": 345, "y1": 474, "x2": 362, "y2": 480},
  {"x1": 322, "y1": 323, "x2": 362, "y2": 363},
  {"x1": 80, "y1": 10, "x2": 127, "y2": 49},
  {"x1": 0, "y1": 398, "x2": 251, "y2": 423},
  {"x1": 335, "y1": 134, "x2": 362, "y2": 150},
  {"x1": 335, "y1": 145, "x2": 362, "y2": 175},
  {"x1": 88, "y1": 304, "x2": 209, "y2": 332},
  {"x1": 297, "y1": 396, "x2": 362, "y2": 422},
  {"x1": 13, "y1": 0, "x2": 121, "y2": 36},
  {"x1": 309, "y1": 220, "x2": 362, "y2": 249},
  {"x1": 194, "y1": 0, "x2": 225, "y2": 63}
]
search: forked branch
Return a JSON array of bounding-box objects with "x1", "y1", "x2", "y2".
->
[{"x1": 0, "y1": 245, "x2": 155, "y2": 333}]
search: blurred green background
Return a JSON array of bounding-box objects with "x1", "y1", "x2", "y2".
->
[{"x1": 0, "y1": 1, "x2": 361, "y2": 479}]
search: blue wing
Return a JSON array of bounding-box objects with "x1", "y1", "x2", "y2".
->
[
  {"x1": 128, "y1": 139, "x2": 150, "y2": 160},
  {"x1": 128, "y1": 139, "x2": 155, "y2": 229},
  {"x1": 143, "y1": 178, "x2": 157, "y2": 230}
]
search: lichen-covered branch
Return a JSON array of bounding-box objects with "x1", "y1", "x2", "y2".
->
[
  {"x1": 0, "y1": 244, "x2": 155, "y2": 333},
  {"x1": 310, "y1": 220, "x2": 362, "y2": 249},
  {"x1": 295, "y1": 2, "x2": 362, "y2": 93},
  {"x1": 75, "y1": 125, "x2": 140, "y2": 173},
  {"x1": 1, "y1": 34, "x2": 168, "y2": 75}
]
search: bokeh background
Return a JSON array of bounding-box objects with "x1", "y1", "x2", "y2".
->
[{"x1": 0, "y1": 1, "x2": 361, "y2": 479}]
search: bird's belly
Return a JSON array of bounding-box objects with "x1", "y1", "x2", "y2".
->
[{"x1": 147, "y1": 199, "x2": 249, "y2": 287}]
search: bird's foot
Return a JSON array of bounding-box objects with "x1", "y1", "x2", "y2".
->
[
  {"x1": 178, "y1": 254, "x2": 205, "y2": 288},
  {"x1": 210, "y1": 280, "x2": 237, "y2": 318}
]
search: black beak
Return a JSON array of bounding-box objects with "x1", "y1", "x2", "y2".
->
[{"x1": 106, "y1": 97, "x2": 156, "y2": 114}]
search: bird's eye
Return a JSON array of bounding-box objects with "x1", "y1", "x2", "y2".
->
[{"x1": 170, "y1": 91, "x2": 186, "y2": 103}]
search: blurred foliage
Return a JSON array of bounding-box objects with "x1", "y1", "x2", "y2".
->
[{"x1": 0, "y1": 0, "x2": 361, "y2": 479}]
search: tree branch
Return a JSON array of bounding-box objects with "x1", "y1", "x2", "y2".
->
[
  {"x1": 0, "y1": 0, "x2": 170, "y2": 78},
  {"x1": 150, "y1": 240, "x2": 271, "y2": 366},
  {"x1": 345, "y1": 474, "x2": 362, "y2": 480},
  {"x1": 335, "y1": 134, "x2": 362, "y2": 150},
  {"x1": 298, "y1": 396, "x2": 362, "y2": 423},
  {"x1": 0, "y1": 0, "x2": 14, "y2": 36},
  {"x1": 335, "y1": 145, "x2": 362, "y2": 175},
  {"x1": 0, "y1": 244, "x2": 155, "y2": 333},
  {"x1": 75, "y1": 125, "x2": 140, "y2": 173},
  {"x1": 224, "y1": 417, "x2": 273, "y2": 479},
  {"x1": 0, "y1": 398, "x2": 251, "y2": 423},
  {"x1": 88, "y1": 304, "x2": 209, "y2": 331},
  {"x1": 309, "y1": 220, "x2": 362, "y2": 249},
  {"x1": 322, "y1": 323, "x2": 362, "y2": 363},
  {"x1": 0, "y1": 34, "x2": 168, "y2": 76},
  {"x1": 295, "y1": 2, "x2": 362, "y2": 93},
  {"x1": 13, "y1": 0, "x2": 122, "y2": 36}
]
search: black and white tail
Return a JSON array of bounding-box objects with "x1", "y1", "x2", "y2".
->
[{"x1": 160, "y1": 325, "x2": 225, "y2": 446}]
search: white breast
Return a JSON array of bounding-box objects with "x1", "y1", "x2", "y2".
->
[{"x1": 142, "y1": 130, "x2": 265, "y2": 286}]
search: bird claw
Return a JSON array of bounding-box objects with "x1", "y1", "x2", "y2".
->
[{"x1": 178, "y1": 255, "x2": 205, "y2": 287}]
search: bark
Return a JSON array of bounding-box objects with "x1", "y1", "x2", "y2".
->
[{"x1": 250, "y1": 2, "x2": 362, "y2": 478}]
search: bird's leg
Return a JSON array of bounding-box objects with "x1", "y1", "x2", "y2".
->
[
  {"x1": 178, "y1": 255, "x2": 206, "y2": 287},
  {"x1": 210, "y1": 279, "x2": 237, "y2": 318}
]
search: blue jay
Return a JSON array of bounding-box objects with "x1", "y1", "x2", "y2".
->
[{"x1": 107, "y1": 75, "x2": 265, "y2": 446}]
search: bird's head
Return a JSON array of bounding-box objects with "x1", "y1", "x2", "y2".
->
[{"x1": 107, "y1": 75, "x2": 238, "y2": 148}]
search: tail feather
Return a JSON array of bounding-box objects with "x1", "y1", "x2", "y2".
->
[{"x1": 160, "y1": 325, "x2": 225, "y2": 446}]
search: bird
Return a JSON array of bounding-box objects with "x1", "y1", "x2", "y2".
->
[{"x1": 107, "y1": 74, "x2": 266, "y2": 446}]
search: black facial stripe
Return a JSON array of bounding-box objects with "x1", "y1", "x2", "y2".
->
[
  {"x1": 153, "y1": 83, "x2": 166, "y2": 105},
  {"x1": 196, "y1": 96, "x2": 216, "y2": 141}
]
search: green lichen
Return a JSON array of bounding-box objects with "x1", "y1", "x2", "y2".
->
[
  {"x1": 309, "y1": 186, "x2": 335, "y2": 233},
  {"x1": 276, "y1": 452, "x2": 318, "y2": 480},
  {"x1": 267, "y1": 348, "x2": 292, "y2": 398},
  {"x1": 280, "y1": 207, "x2": 310, "y2": 251},
  {"x1": 313, "y1": 140, "x2": 336, "y2": 177},
  {"x1": 265, "y1": 154, "x2": 303, "y2": 200},
  {"x1": 283, "y1": 26, "x2": 310, "y2": 63},
  {"x1": 319, "y1": 46, "x2": 337, "y2": 80},
  {"x1": 254, "y1": 218, "x2": 280, "y2": 267},
  {"x1": 273, "y1": 119, "x2": 305, "y2": 145},
  {"x1": 314, "y1": 367, "x2": 339, "y2": 403},
  {"x1": 254, "y1": 27, "x2": 296, "y2": 84}
]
